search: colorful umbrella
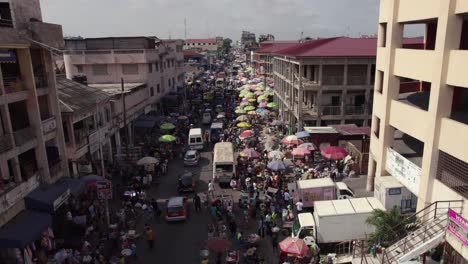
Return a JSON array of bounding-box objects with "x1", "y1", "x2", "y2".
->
[
  {"x1": 256, "y1": 108, "x2": 266, "y2": 113},
  {"x1": 292, "y1": 147, "x2": 311, "y2": 156},
  {"x1": 268, "y1": 150, "x2": 284, "y2": 160},
  {"x1": 240, "y1": 102, "x2": 250, "y2": 107},
  {"x1": 295, "y1": 131, "x2": 310, "y2": 138},
  {"x1": 240, "y1": 148, "x2": 261, "y2": 158},
  {"x1": 237, "y1": 122, "x2": 252, "y2": 128},
  {"x1": 257, "y1": 95, "x2": 268, "y2": 101},
  {"x1": 267, "y1": 102, "x2": 278, "y2": 108},
  {"x1": 254, "y1": 91, "x2": 264, "y2": 96},
  {"x1": 244, "y1": 105, "x2": 255, "y2": 111},
  {"x1": 206, "y1": 237, "x2": 232, "y2": 253},
  {"x1": 278, "y1": 237, "x2": 309, "y2": 257},
  {"x1": 259, "y1": 102, "x2": 267, "y2": 108},
  {"x1": 298, "y1": 142, "x2": 317, "y2": 151},
  {"x1": 136, "y1": 156, "x2": 159, "y2": 165},
  {"x1": 247, "y1": 111, "x2": 258, "y2": 115},
  {"x1": 160, "y1": 123, "x2": 176, "y2": 130},
  {"x1": 280, "y1": 135, "x2": 302, "y2": 145},
  {"x1": 248, "y1": 98, "x2": 257, "y2": 102},
  {"x1": 239, "y1": 130, "x2": 254, "y2": 139},
  {"x1": 177, "y1": 115, "x2": 188, "y2": 120},
  {"x1": 321, "y1": 146, "x2": 348, "y2": 160},
  {"x1": 267, "y1": 160, "x2": 287, "y2": 171},
  {"x1": 159, "y1": 134, "x2": 177, "y2": 143},
  {"x1": 235, "y1": 109, "x2": 247, "y2": 114},
  {"x1": 270, "y1": 120, "x2": 284, "y2": 126},
  {"x1": 236, "y1": 115, "x2": 249, "y2": 122}
]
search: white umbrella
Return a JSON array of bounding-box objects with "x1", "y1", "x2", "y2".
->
[
  {"x1": 268, "y1": 150, "x2": 284, "y2": 160},
  {"x1": 137, "y1": 156, "x2": 159, "y2": 165}
]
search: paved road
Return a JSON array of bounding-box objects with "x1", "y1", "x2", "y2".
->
[{"x1": 134, "y1": 142, "x2": 214, "y2": 263}]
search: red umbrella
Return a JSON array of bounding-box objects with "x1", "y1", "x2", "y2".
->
[
  {"x1": 206, "y1": 237, "x2": 232, "y2": 253},
  {"x1": 278, "y1": 237, "x2": 309, "y2": 257},
  {"x1": 292, "y1": 147, "x2": 311, "y2": 156},
  {"x1": 280, "y1": 135, "x2": 303, "y2": 145},
  {"x1": 298, "y1": 143, "x2": 316, "y2": 151},
  {"x1": 321, "y1": 146, "x2": 348, "y2": 160},
  {"x1": 239, "y1": 130, "x2": 254, "y2": 139}
]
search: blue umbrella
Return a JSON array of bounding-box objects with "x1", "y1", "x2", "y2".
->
[
  {"x1": 295, "y1": 131, "x2": 310, "y2": 138},
  {"x1": 256, "y1": 108, "x2": 266, "y2": 113},
  {"x1": 267, "y1": 160, "x2": 287, "y2": 171}
]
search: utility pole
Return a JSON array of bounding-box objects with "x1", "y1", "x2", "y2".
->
[
  {"x1": 184, "y1": 18, "x2": 187, "y2": 41},
  {"x1": 121, "y1": 78, "x2": 128, "y2": 160}
]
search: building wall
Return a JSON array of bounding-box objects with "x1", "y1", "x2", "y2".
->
[
  {"x1": 183, "y1": 42, "x2": 218, "y2": 51},
  {"x1": 370, "y1": 0, "x2": 468, "y2": 260}
]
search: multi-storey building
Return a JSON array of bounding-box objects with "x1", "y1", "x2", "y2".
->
[
  {"x1": 272, "y1": 37, "x2": 377, "y2": 130},
  {"x1": 183, "y1": 38, "x2": 219, "y2": 51},
  {"x1": 0, "y1": 0, "x2": 69, "y2": 242},
  {"x1": 253, "y1": 40, "x2": 299, "y2": 76},
  {"x1": 258, "y1": 34, "x2": 275, "y2": 43},
  {"x1": 366, "y1": 0, "x2": 468, "y2": 262},
  {"x1": 241, "y1": 31, "x2": 256, "y2": 49}
]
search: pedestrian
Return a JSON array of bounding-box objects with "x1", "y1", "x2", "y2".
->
[
  {"x1": 283, "y1": 189, "x2": 290, "y2": 207},
  {"x1": 257, "y1": 218, "x2": 265, "y2": 238},
  {"x1": 151, "y1": 198, "x2": 160, "y2": 217},
  {"x1": 228, "y1": 219, "x2": 237, "y2": 237},
  {"x1": 208, "y1": 180, "x2": 215, "y2": 198},
  {"x1": 271, "y1": 231, "x2": 279, "y2": 254},
  {"x1": 296, "y1": 199, "x2": 304, "y2": 214},
  {"x1": 194, "y1": 194, "x2": 202, "y2": 212},
  {"x1": 145, "y1": 225, "x2": 154, "y2": 250}
]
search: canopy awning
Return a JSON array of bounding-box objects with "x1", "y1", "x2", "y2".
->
[
  {"x1": 25, "y1": 183, "x2": 70, "y2": 213},
  {"x1": 134, "y1": 120, "x2": 157, "y2": 129},
  {"x1": 0, "y1": 210, "x2": 52, "y2": 249}
]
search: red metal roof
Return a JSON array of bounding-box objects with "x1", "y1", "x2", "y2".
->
[
  {"x1": 186, "y1": 38, "x2": 217, "y2": 44},
  {"x1": 275, "y1": 37, "x2": 377, "y2": 57},
  {"x1": 257, "y1": 41, "x2": 301, "y2": 54}
]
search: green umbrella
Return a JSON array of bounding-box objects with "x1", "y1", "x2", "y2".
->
[
  {"x1": 267, "y1": 102, "x2": 278, "y2": 108},
  {"x1": 160, "y1": 123, "x2": 176, "y2": 130},
  {"x1": 159, "y1": 134, "x2": 177, "y2": 143},
  {"x1": 244, "y1": 105, "x2": 255, "y2": 111},
  {"x1": 235, "y1": 109, "x2": 247, "y2": 114}
]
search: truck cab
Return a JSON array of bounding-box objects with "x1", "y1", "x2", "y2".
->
[
  {"x1": 292, "y1": 213, "x2": 315, "y2": 240},
  {"x1": 336, "y1": 182, "x2": 355, "y2": 199}
]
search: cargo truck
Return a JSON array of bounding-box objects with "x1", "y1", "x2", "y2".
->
[
  {"x1": 296, "y1": 178, "x2": 355, "y2": 208},
  {"x1": 291, "y1": 197, "x2": 386, "y2": 249}
]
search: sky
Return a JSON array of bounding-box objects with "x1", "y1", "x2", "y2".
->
[{"x1": 40, "y1": 0, "x2": 380, "y2": 41}]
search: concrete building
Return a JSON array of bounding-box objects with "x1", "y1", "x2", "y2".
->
[
  {"x1": 241, "y1": 31, "x2": 256, "y2": 49},
  {"x1": 253, "y1": 40, "x2": 299, "y2": 76},
  {"x1": 272, "y1": 37, "x2": 377, "y2": 131},
  {"x1": 258, "y1": 34, "x2": 275, "y2": 43},
  {"x1": 366, "y1": 0, "x2": 468, "y2": 262},
  {"x1": 183, "y1": 38, "x2": 219, "y2": 52},
  {"x1": 0, "y1": 0, "x2": 69, "y2": 233}
]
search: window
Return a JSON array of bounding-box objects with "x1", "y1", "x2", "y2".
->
[
  {"x1": 164, "y1": 61, "x2": 166, "y2": 69},
  {"x1": 172, "y1": 77, "x2": 175, "y2": 87},
  {"x1": 157, "y1": 84, "x2": 160, "y2": 93},
  {"x1": 376, "y1": 70, "x2": 384, "y2": 94},
  {"x1": 379, "y1": 23, "x2": 387, "y2": 47},
  {"x1": 105, "y1": 108, "x2": 110, "y2": 122},
  {"x1": 373, "y1": 116, "x2": 380, "y2": 138},
  {"x1": 122, "y1": 64, "x2": 138, "y2": 75},
  {"x1": 0, "y1": 3, "x2": 13, "y2": 28},
  {"x1": 155, "y1": 62, "x2": 159, "y2": 72},
  {"x1": 150, "y1": 87, "x2": 154, "y2": 97},
  {"x1": 76, "y1": 65, "x2": 83, "y2": 73},
  {"x1": 168, "y1": 79, "x2": 171, "y2": 87},
  {"x1": 148, "y1": 63, "x2": 152, "y2": 73},
  {"x1": 160, "y1": 62, "x2": 163, "y2": 72},
  {"x1": 92, "y1": 65, "x2": 108, "y2": 76}
]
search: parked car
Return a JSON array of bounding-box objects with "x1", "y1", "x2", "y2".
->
[
  {"x1": 184, "y1": 150, "x2": 200, "y2": 166},
  {"x1": 165, "y1": 196, "x2": 188, "y2": 222},
  {"x1": 178, "y1": 172, "x2": 197, "y2": 193}
]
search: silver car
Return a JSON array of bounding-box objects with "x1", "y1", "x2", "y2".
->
[{"x1": 184, "y1": 150, "x2": 200, "y2": 166}]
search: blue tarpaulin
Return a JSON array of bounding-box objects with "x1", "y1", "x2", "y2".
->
[
  {"x1": 0, "y1": 210, "x2": 52, "y2": 249},
  {"x1": 25, "y1": 182, "x2": 70, "y2": 213}
]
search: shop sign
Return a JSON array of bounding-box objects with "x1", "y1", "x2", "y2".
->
[
  {"x1": 97, "y1": 181, "x2": 112, "y2": 200},
  {"x1": 448, "y1": 209, "x2": 468, "y2": 246},
  {"x1": 385, "y1": 148, "x2": 421, "y2": 195},
  {"x1": 53, "y1": 188, "x2": 70, "y2": 211}
]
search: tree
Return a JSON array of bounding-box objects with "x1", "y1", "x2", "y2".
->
[
  {"x1": 366, "y1": 206, "x2": 418, "y2": 246},
  {"x1": 222, "y1": 38, "x2": 232, "y2": 53}
]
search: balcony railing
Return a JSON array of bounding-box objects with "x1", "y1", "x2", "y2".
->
[
  {"x1": 13, "y1": 127, "x2": 35, "y2": 146},
  {"x1": 0, "y1": 133, "x2": 13, "y2": 153},
  {"x1": 322, "y1": 75, "x2": 344, "y2": 85},
  {"x1": 345, "y1": 105, "x2": 366, "y2": 115},
  {"x1": 3, "y1": 77, "x2": 25, "y2": 94},
  {"x1": 321, "y1": 105, "x2": 342, "y2": 116}
]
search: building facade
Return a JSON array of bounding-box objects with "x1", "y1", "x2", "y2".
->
[
  {"x1": 272, "y1": 37, "x2": 376, "y2": 131},
  {"x1": 253, "y1": 41, "x2": 299, "y2": 76},
  {"x1": 368, "y1": 0, "x2": 468, "y2": 261},
  {"x1": 241, "y1": 31, "x2": 256, "y2": 49},
  {"x1": 0, "y1": 0, "x2": 68, "y2": 225},
  {"x1": 258, "y1": 34, "x2": 275, "y2": 43},
  {"x1": 183, "y1": 38, "x2": 219, "y2": 51}
]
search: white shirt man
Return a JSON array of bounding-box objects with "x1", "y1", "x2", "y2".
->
[
  {"x1": 208, "y1": 181, "x2": 215, "y2": 197},
  {"x1": 296, "y1": 200, "x2": 304, "y2": 212},
  {"x1": 283, "y1": 191, "x2": 290, "y2": 202}
]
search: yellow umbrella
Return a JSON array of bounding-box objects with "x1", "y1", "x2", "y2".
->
[
  {"x1": 248, "y1": 111, "x2": 258, "y2": 115},
  {"x1": 248, "y1": 98, "x2": 256, "y2": 102},
  {"x1": 237, "y1": 122, "x2": 252, "y2": 128}
]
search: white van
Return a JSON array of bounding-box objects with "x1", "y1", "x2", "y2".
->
[
  {"x1": 213, "y1": 142, "x2": 235, "y2": 185},
  {"x1": 188, "y1": 128, "x2": 204, "y2": 150}
]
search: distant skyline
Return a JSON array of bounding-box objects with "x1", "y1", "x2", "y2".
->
[{"x1": 40, "y1": 0, "x2": 381, "y2": 41}]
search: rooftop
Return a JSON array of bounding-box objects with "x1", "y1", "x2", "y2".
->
[
  {"x1": 88, "y1": 83, "x2": 146, "y2": 95},
  {"x1": 56, "y1": 77, "x2": 110, "y2": 114},
  {"x1": 257, "y1": 41, "x2": 301, "y2": 54}
]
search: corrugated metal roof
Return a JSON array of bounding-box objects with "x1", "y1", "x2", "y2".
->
[
  {"x1": 186, "y1": 38, "x2": 217, "y2": 44},
  {"x1": 56, "y1": 77, "x2": 110, "y2": 114}
]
